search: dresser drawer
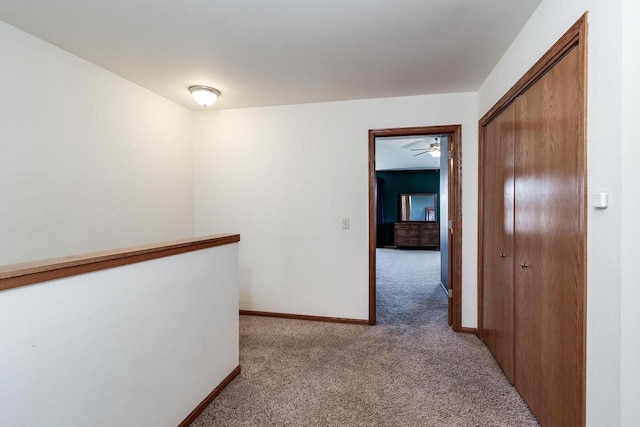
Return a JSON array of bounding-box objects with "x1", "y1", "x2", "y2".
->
[
  {"x1": 420, "y1": 235, "x2": 439, "y2": 245},
  {"x1": 419, "y1": 229, "x2": 438, "y2": 239},
  {"x1": 395, "y1": 237, "x2": 419, "y2": 246},
  {"x1": 396, "y1": 228, "x2": 419, "y2": 238},
  {"x1": 395, "y1": 223, "x2": 424, "y2": 229}
]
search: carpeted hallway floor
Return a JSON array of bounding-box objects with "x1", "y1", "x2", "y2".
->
[{"x1": 192, "y1": 249, "x2": 538, "y2": 426}]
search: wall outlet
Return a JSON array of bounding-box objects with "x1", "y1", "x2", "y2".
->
[{"x1": 342, "y1": 218, "x2": 350, "y2": 229}]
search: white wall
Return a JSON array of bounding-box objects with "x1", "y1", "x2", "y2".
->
[
  {"x1": 0, "y1": 21, "x2": 195, "y2": 266},
  {"x1": 620, "y1": 0, "x2": 640, "y2": 425},
  {"x1": 478, "y1": 1, "x2": 624, "y2": 426},
  {"x1": 0, "y1": 243, "x2": 239, "y2": 427},
  {"x1": 193, "y1": 93, "x2": 479, "y2": 325}
]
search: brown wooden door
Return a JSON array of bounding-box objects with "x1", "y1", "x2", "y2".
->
[
  {"x1": 514, "y1": 45, "x2": 586, "y2": 427},
  {"x1": 481, "y1": 103, "x2": 516, "y2": 383}
]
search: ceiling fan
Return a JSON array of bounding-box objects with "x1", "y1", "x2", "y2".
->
[{"x1": 411, "y1": 137, "x2": 441, "y2": 157}]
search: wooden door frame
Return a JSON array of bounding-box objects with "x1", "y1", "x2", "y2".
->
[{"x1": 368, "y1": 125, "x2": 463, "y2": 330}]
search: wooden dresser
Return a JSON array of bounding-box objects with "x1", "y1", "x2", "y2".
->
[{"x1": 394, "y1": 222, "x2": 440, "y2": 249}]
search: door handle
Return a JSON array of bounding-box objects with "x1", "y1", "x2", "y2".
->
[
  {"x1": 499, "y1": 252, "x2": 506, "y2": 258},
  {"x1": 520, "y1": 262, "x2": 529, "y2": 268}
]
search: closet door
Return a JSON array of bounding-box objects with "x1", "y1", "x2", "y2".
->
[
  {"x1": 481, "y1": 103, "x2": 516, "y2": 382},
  {"x1": 514, "y1": 45, "x2": 585, "y2": 427}
]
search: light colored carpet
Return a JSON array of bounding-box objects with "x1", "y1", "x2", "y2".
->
[{"x1": 192, "y1": 249, "x2": 538, "y2": 426}]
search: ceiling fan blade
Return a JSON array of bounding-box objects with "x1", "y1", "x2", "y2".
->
[
  {"x1": 400, "y1": 139, "x2": 427, "y2": 148},
  {"x1": 410, "y1": 148, "x2": 429, "y2": 151},
  {"x1": 413, "y1": 151, "x2": 430, "y2": 156}
]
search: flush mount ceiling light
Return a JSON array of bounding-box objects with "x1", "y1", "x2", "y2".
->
[{"x1": 188, "y1": 85, "x2": 221, "y2": 108}]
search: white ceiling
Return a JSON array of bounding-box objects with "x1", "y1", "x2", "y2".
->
[
  {"x1": 376, "y1": 136, "x2": 443, "y2": 171},
  {"x1": 0, "y1": 0, "x2": 542, "y2": 111}
]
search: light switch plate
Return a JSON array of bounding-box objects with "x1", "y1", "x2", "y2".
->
[{"x1": 342, "y1": 218, "x2": 350, "y2": 229}]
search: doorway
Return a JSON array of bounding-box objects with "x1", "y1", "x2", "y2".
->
[{"x1": 368, "y1": 126, "x2": 462, "y2": 330}]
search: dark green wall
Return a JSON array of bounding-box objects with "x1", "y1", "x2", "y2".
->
[{"x1": 376, "y1": 170, "x2": 440, "y2": 246}]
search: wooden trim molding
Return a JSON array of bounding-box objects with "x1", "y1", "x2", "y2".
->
[
  {"x1": 368, "y1": 125, "x2": 463, "y2": 330},
  {"x1": 0, "y1": 234, "x2": 240, "y2": 292},
  {"x1": 368, "y1": 131, "x2": 377, "y2": 325},
  {"x1": 240, "y1": 310, "x2": 369, "y2": 325},
  {"x1": 477, "y1": 120, "x2": 486, "y2": 339},
  {"x1": 178, "y1": 365, "x2": 241, "y2": 427},
  {"x1": 450, "y1": 126, "x2": 463, "y2": 332},
  {"x1": 459, "y1": 327, "x2": 478, "y2": 336},
  {"x1": 479, "y1": 13, "x2": 588, "y2": 127}
]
